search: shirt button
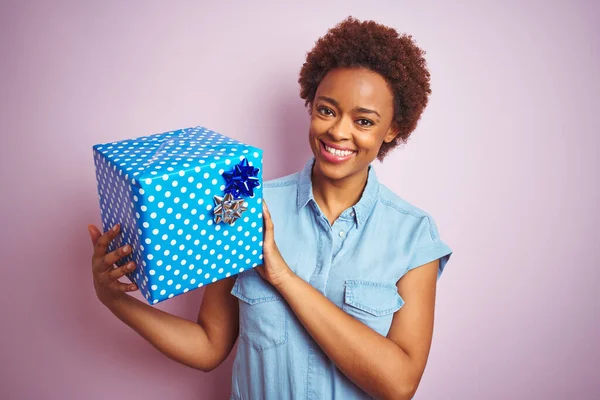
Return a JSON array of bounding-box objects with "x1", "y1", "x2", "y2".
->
[
  {"x1": 339, "y1": 231, "x2": 345, "y2": 237},
  {"x1": 350, "y1": 211, "x2": 355, "y2": 217}
]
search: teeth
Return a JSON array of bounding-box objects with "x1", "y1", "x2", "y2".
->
[{"x1": 325, "y1": 145, "x2": 354, "y2": 157}]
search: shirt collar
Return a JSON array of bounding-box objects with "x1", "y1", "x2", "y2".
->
[{"x1": 297, "y1": 156, "x2": 379, "y2": 227}]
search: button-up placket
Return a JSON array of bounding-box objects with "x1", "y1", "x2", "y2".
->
[
  {"x1": 294, "y1": 158, "x2": 384, "y2": 399},
  {"x1": 332, "y1": 213, "x2": 353, "y2": 260}
]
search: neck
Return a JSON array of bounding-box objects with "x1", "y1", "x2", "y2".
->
[{"x1": 311, "y1": 163, "x2": 369, "y2": 225}]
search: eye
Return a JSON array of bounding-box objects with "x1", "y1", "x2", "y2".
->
[
  {"x1": 317, "y1": 106, "x2": 334, "y2": 116},
  {"x1": 356, "y1": 118, "x2": 374, "y2": 127}
]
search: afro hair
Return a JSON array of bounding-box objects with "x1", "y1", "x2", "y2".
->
[{"x1": 299, "y1": 16, "x2": 432, "y2": 161}]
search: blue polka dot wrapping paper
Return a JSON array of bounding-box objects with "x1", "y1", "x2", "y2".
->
[{"x1": 92, "y1": 126, "x2": 264, "y2": 305}]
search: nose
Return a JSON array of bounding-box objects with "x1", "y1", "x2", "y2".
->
[{"x1": 327, "y1": 115, "x2": 352, "y2": 142}]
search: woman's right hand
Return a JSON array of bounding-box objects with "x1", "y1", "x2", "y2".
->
[
  {"x1": 86, "y1": 223, "x2": 239, "y2": 372},
  {"x1": 88, "y1": 223, "x2": 139, "y2": 305}
]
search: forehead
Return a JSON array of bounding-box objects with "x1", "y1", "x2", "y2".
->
[{"x1": 315, "y1": 67, "x2": 394, "y2": 109}]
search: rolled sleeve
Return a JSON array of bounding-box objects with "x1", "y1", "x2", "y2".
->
[{"x1": 405, "y1": 215, "x2": 453, "y2": 280}]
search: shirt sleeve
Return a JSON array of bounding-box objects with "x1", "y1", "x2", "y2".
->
[{"x1": 405, "y1": 215, "x2": 453, "y2": 280}]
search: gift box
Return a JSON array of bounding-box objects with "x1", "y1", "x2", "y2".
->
[{"x1": 92, "y1": 126, "x2": 264, "y2": 304}]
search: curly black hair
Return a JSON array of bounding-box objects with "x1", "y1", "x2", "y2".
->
[{"x1": 299, "y1": 16, "x2": 432, "y2": 161}]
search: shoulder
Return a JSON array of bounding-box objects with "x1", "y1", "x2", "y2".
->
[
  {"x1": 263, "y1": 172, "x2": 300, "y2": 201},
  {"x1": 260, "y1": 172, "x2": 300, "y2": 218},
  {"x1": 374, "y1": 184, "x2": 453, "y2": 278},
  {"x1": 263, "y1": 171, "x2": 300, "y2": 191},
  {"x1": 375, "y1": 183, "x2": 440, "y2": 239},
  {"x1": 377, "y1": 183, "x2": 430, "y2": 219}
]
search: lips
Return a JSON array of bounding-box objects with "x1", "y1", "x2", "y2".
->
[
  {"x1": 320, "y1": 140, "x2": 355, "y2": 152},
  {"x1": 318, "y1": 140, "x2": 356, "y2": 163}
]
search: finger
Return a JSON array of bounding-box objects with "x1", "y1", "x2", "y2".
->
[
  {"x1": 102, "y1": 243, "x2": 132, "y2": 267},
  {"x1": 88, "y1": 224, "x2": 102, "y2": 247},
  {"x1": 93, "y1": 223, "x2": 121, "y2": 261},
  {"x1": 112, "y1": 280, "x2": 138, "y2": 293},
  {"x1": 105, "y1": 261, "x2": 136, "y2": 281}
]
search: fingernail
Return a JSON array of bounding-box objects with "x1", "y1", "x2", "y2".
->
[
  {"x1": 123, "y1": 245, "x2": 131, "y2": 253},
  {"x1": 112, "y1": 224, "x2": 119, "y2": 231},
  {"x1": 128, "y1": 262, "x2": 135, "y2": 270}
]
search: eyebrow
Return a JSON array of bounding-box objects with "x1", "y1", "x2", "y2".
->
[{"x1": 316, "y1": 96, "x2": 381, "y2": 119}]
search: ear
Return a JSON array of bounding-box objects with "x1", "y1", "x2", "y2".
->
[{"x1": 383, "y1": 121, "x2": 400, "y2": 144}]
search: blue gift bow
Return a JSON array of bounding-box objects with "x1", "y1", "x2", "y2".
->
[{"x1": 222, "y1": 158, "x2": 260, "y2": 198}]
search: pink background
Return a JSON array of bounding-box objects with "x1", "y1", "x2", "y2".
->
[{"x1": 1, "y1": 1, "x2": 598, "y2": 399}]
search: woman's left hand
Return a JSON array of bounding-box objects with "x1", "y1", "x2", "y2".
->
[{"x1": 255, "y1": 200, "x2": 294, "y2": 288}]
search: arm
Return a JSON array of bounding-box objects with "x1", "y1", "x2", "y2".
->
[
  {"x1": 276, "y1": 260, "x2": 438, "y2": 400},
  {"x1": 103, "y1": 276, "x2": 239, "y2": 372},
  {"x1": 89, "y1": 223, "x2": 239, "y2": 372}
]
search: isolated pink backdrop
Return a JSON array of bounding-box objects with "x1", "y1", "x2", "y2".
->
[{"x1": 1, "y1": 1, "x2": 598, "y2": 399}]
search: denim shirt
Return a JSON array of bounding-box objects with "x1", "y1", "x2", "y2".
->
[{"x1": 230, "y1": 157, "x2": 453, "y2": 400}]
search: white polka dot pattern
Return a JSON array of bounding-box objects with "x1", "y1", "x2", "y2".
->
[{"x1": 92, "y1": 126, "x2": 263, "y2": 305}]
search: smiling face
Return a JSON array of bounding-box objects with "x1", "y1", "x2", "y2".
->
[{"x1": 308, "y1": 67, "x2": 398, "y2": 183}]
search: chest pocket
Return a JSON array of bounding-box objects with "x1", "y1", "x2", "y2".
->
[
  {"x1": 231, "y1": 269, "x2": 288, "y2": 352},
  {"x1": 342, "y1": 280, "x2": 405, "y2": 337}
]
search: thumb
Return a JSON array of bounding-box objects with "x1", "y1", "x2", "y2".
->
[
  {"x1": 87, "y1": 224, "x2": 102, "y2": 247},
  {"x1": 262, "y1": 201, "x2": 274, "y2": 244}
]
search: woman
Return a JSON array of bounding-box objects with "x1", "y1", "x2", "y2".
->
[{"x1": 88, "y1": 16, "x2": 453, "y2": 400}]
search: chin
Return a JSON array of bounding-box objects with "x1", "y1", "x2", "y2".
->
[{"x1": 312, "y1": 152, "x2": 360, "y2": 182}]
